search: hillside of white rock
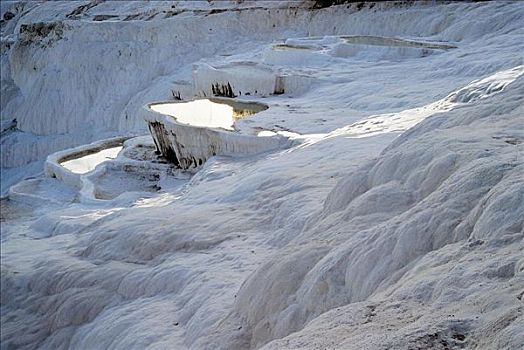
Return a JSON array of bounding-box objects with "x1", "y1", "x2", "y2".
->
[{"x1": 1, "y1": 1, "x2": 523, "y2": 349}]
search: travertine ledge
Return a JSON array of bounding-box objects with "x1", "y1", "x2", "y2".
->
[{"x1": 144, "y1": 98, "x2": 291, "y2": 169}]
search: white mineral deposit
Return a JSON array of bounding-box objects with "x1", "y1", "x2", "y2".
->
[{"x1": 1, "y1": 1, "x2": 522, "y2": 349}]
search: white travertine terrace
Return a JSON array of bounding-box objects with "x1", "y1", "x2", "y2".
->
[
  {"x1": 145, "y1": 98, "x2": 290, "y2": 169},
  {"x1": 2, "y1": 1, "x2": 524, "y2": 349},
  {"x1": 61, "y1": 146, "x2": 122, "y2": 174},
  {"x1": 44, "y1": 137, "x2": 128, "y2": 190},
  {"x1": 150, "y1": 99, "x2": 238, "y2": 131}
]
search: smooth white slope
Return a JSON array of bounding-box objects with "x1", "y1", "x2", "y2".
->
[
  {"x1": 3, "y1": 68, "x2": 522, "y2": 350},
  {"x1": 228, "y1": 74, "x2": 524, "y2": 350},
  {"x1": 2, "y1": 1, "x2": 523, "y2": 194},
  {"x1": 1, "y1": 2, "x2": 523, "y2": 350}
]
